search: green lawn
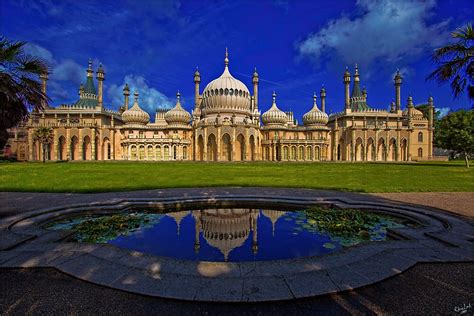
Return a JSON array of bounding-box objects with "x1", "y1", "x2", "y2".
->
[{"x1": 0, "y1": 161, "x2": 472, "y2": 193}]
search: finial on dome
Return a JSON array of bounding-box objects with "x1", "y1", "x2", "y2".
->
[
  {"x1": 354, "y1": 64, "x2": 359, "y2": 76},
  {"x1": 224, "y1": 47, "x2": 229, "y2": 67},
  {"x1": 176, "y1": 90, "x2": 181, "y2": 101},
  {"x1": 88, "y1": 58, "x2": 92, "y2": 70},
  {"x1": 134, "y1": 91, "x2": 139, "y2": 101},
  {"x1": 194, "y1": 66, "x2": 200, "y2": 76},
  {"x1": 123, "y1": 83, "x2": 129, "y2": 92},
  {"x1": 407, "y1": 95, "x2": 413, "y2": 107},
  {"x1": 272, "y1": 91, "x2": 276, "y2": 104},
  {"x1": 313, "y1": 92, "x2": 317, "y2": 105},
  {"x1": 253, "y1": 66, "x2": 258, "y2": 77}
]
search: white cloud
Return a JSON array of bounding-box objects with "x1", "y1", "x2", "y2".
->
[
  {"x1": 437, "y1": 107, "x2": 450, "y2": 118},
  {"x1": 24, "y1": 43, "x2": 85, "y2": 101},
  {"x1": 25, "y1": 43, "x2": 83, "y2": 82},
  {"x1": 297, "y1": 0, "x2": 450, "y2": 69},
  {"x1": 107, "y1": 75, "x2": 174, "y2": 114}
]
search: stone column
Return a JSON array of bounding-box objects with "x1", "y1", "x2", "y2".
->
[
  {"x1": 363, "y1": 129, "x2": 368, "y2": 161},
  {"x1": 217, "y1": 126, "x2": 221, "y2": 161},
  {"x1": 78, "y1": 128, "x2": 83, "y2": 160},
  {"x1": 245, "y1": 129, "x2": 250, "y2": 161},
  {"x1": 231, "y1": 126, "x2": 236, "y2": 161},
  {"x1": 111, "y1": 129, "x2": 115, "y2": 160},
  {"x1": 53, "y1": 128, "x2": 58, "y2": 161},
  {"x1": 66, "y1": 128, "x2": 71, "y2": 160},
  {"x1": 91, "y1": 128, "x2": 96, "y2": 160},
  {"x1": 28, "y1": 129, "x2": 33, "y2": 161},
  {"x1": 203, "y1": 128, "x2": 208, "y2": 161},
  {"x1": 396, "y1": 130, "x2": 401, "y2": 161},
  {"x1": 351, "y1": 128, "x2": 355, "y2": 162}
]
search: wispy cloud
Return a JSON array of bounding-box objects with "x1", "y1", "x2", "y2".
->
[
  {"x1": 107, "y1": 75, "x2": 174, "y2": 114},
  {"x1": 296, "y1": 0, "x2": 450, "y2": 69},
  {"x1": 437, "y1": 106, "x2": 450, "y2": 118},
  {"x1": 24, "y1": 43, "x2": 84, "y2": 101}
]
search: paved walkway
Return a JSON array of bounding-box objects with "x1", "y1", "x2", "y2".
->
[
  {"x1": 1, "y1": 263, "x2": 472, "y2": 315},
  {"x1": 1, "y1": 188, "x2": 472, "y2": 219},
  {"x1": 0, "y1": 188, "x2": 472, "y2": 309},
  {"x1": 372, "y1": 192, "x2": 474, "y2": 218}
]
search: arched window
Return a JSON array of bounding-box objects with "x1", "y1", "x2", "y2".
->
[
  {"x1": 418, "y1": 132, "x2": 423, "y2": 142},
  {"x1": 183, "y1": 146, "x2": 188, "y2": 160}
]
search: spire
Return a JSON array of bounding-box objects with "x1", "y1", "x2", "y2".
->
[
  {"x1": 313, "y1": 92, "x2": 318, "y2": 108},
  {"x1": 134, "y1": 91, "x2": 139, "y2": 103},
  {"x1": 87, "y1": 58, "x2": 93, "y2": 77},
  {"x1": 272, "y1": 91, "x2": 276, "y2": 104},
  {"x1": 176, "y1": 90, "x2": 181, "y2": 104},
  {"x1": 354, "y1": 64, "x2": 359, "y2": 80},
  {"x1": 351, "y1": 64, "x2": 362, "y2": 98},
  {"x1": 224, "y1": 47, "x2": 229, "y2": 67}
]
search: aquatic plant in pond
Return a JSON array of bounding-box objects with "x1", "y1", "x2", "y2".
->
[
  {"x1": 288, "y1": 207, "x2": 407, "y2": 248},
  {"x1": 49, "y1": 213, "x2": 163, "y2": 243},
  {"x1": 47, "y1": 208, "x2": 412, "y2": 262}
]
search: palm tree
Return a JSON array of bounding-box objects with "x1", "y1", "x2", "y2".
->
[
  {"x1": 427, "y1": 23, "x2": 474, "y2": 101},
  {"x1": 0, "y1": 36, "x2": 50, "y2": 151},
  {"x1": 33, "y1": 127, "x2": 53, "y2": 163}
]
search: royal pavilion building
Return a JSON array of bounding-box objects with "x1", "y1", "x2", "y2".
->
[{"x1": 5, "y1": 50, "x2": 434, "y2": 163}]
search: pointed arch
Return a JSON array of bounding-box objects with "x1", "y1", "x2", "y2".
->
[
  {"x1": 249, "y1": 135, "x2": 255, "y2": 161},
  {"x1": 197, "y1": 135, "x2": 204, "y2": 161},
  {"x1": 207, "y1": 134, "x2": 217, "y2": 161},
  {"x1": 221, "y1": 133, "x2": 232, "y2": 161},
  {"x1": 236, "y1": 134, "x2": 245, "y2": 161}
]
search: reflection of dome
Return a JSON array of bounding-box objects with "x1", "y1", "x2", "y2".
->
[
  {"x1": 167, "y1": 211, "x2": 190, "y2": 235},
  {"x1": 261, "y1": 210, "x2": 287, "y2": 235},
  {"x1": 194, "y1": 209, "x2": 258, "y2": 261},
  {"x1": 122, "y1": 91, "x2": 150, "y2": 125},
  {"x1": 303, "y1": 94, "x2": 328, "y2": 126},
  {"x1": 201, "y1": 50, "x2": 251, "y2": 115},
  {"x1": 164, "y1": 92, "x2": 191, "y2": 126},
  {"x1": 262, "y1": 92, "x2": 287, "y2": 126}
]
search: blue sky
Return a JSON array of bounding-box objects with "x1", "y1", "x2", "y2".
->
[{"x1": 1, "y1": 0, "x2": 472, "y2": 121}]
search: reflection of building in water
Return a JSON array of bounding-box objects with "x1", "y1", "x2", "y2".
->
[
  {"x1": 189, "y1": 209, "x2": 287, "y2": 261},
  {"x1": 261, "y1": 210, "x2": 287, "y2": 236},
  {"x1": 167, "y1": 210, "x2": 190, "y2": 235},
  {"x1": 192, "y1": 209, "x2": 259, "y2": 261}
]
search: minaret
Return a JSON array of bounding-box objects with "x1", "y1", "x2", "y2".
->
[
  {"x1": 343, "y1": 67, "x2": 351, "y2": 111},
  {"x1": 123, "y1": 84, "x2": 130, "y2": 110},
  {"x1": 407, "y1": 96, "x2": 414, "y2": 128},
  {"x1": 428, "y1": 95, "x2": 434, "y2": 159},
  {"x1": 40, "y1": 72, "x2": 48, "y2": 108},
  {"x1": 252, "y1": 67, "x2": 259, "y2": 111},
  {"x1": 78, "y1": 83, "x2": 84, "y2": 96},
  {"x1": 390, "y1": 101, "x2": 396, "y2": 113},
  {"x1": 194, "y1": 67, "x2": 201, "y2": 110},
  {"x1": 87, "y1": 58, "x2": 93, "y2": 79},
  {"x1": 320, "y1": 86, "x2": 326, "y2": 113},
  {"x1": 96, "y1": 63, "x2": 105, "y2": 108},
  {"x1": 394, "y1": 69, "x2": 402, "y2": 113}
]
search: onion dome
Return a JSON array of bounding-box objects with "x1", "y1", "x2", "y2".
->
[
  {"x1": 402, "y1": 96, "x2": 424, "y2": 120},
  {"x1": 122, "y1": 91, "x2": 150, "y2": 125},
  {"x1": 261, "y1": 92, "x2": 288, "y2": 125},
  {"x1": 303, "y1": 93, "x2": 328, "y2": 126},
  {"x1": 201, "y1": 49, "x2": 251, "y2": 115},
  {"x1": 164, "y1": 91, "x2": 192, "y2": 126}
]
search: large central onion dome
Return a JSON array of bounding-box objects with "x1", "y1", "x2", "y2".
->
[
  {"x1": 261, "y1": 92, "x2": 287, "y2": 125},
  {"x1": 165, "y1": 91, "x2": 192, "y2": 126},
  {"x1": 303, "y1": 93, "x2": 328, "y2": 126},
  {"x1": 201, "y1": 49, "x2": 251, "y2": 115},
  {"x1": 122, "y1": 91, "x2": 150, "y2": 125}
]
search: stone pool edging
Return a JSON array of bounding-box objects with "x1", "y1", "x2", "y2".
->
[{"x1": 0, "y1": 192, "x2": 473, "y2": 302}]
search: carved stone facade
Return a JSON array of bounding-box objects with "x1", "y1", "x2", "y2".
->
[{"x1": 5, "y1": 52, "x2": 434, "y2": 162}]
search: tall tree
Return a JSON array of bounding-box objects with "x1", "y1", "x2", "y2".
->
[
  {"x1": 32, "y1": 127, "x2": 53, "y2": 163},
  {"x1": 435, "y1": 110, "x2": 473, "y2": 168},
  {"x1": 0, "y1": 37, "x2": 49, "y2": 151},
  {"x1": 427, "y1": 23, "x2": 474, "y2": 101}
]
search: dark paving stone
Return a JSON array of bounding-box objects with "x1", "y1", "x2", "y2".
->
[{"x1": 0, "y1": 262, "x2": 472, "y2": 315}]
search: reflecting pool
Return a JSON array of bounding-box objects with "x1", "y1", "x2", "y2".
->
[{"x1": 48, "y1": 208, "x2": 409, "y2": 262}]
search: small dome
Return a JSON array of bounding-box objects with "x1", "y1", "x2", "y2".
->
[
  {"x1": 165, "y1": 92, "x2": 191, "y2": 126},
  {"x1": 303, "y1": 94, "x2": 328, "y2": 126},
  {"x1": 122, "y1": 91, "x2": 150, "y2": 125},
  {"x1": 262, "y1": 92, "x2": 287, "y2": 125},
  {"x1": 402, "y1": 96, "x2": 424, "y2": 120}
]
